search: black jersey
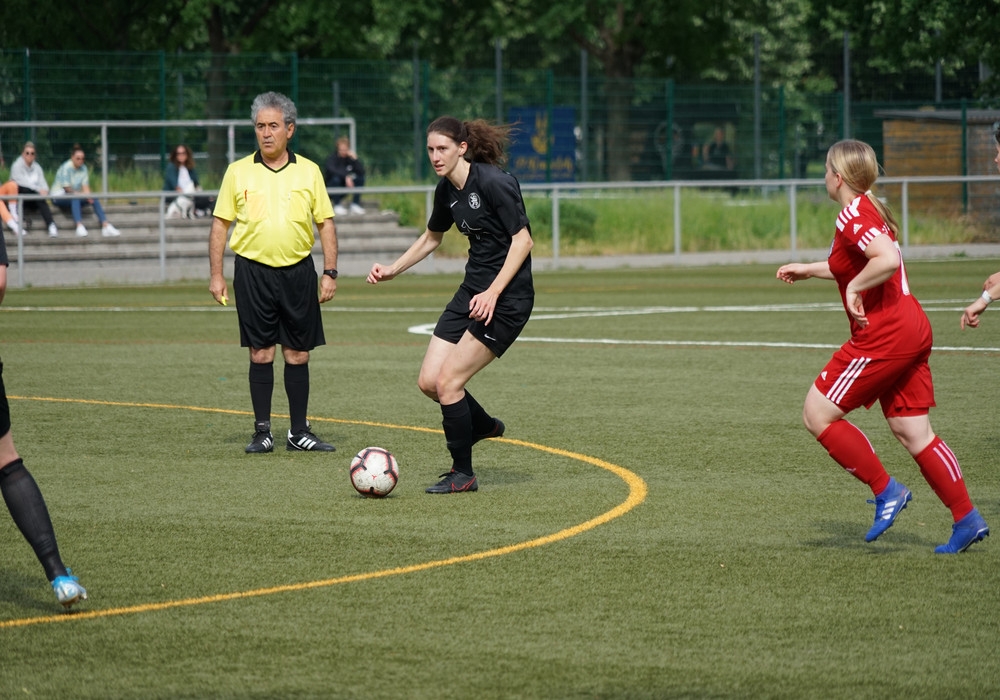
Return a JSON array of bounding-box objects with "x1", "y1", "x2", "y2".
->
[{"x1": 427, "y1": 161, "x2": 534, "y2": 299}]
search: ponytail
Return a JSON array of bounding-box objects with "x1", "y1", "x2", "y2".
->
[
  {"x1": 427, "y1": 116, "x2": 511, "y2": 167},
  {"x1": 828, "y1": 140, "x2": 899, "y2": 236}
]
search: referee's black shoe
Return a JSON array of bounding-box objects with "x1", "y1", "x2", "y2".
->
[
  {"x1": 425, "y1": 470, "x2": 478, "y2": 494},
  {"x1": 473, "y1": 418, "x2": 505, "y2": 445},
  {"x1": 245, "y1": 422, "x2": 274, "y2": 454},
  {"x1": 286, "y1": 426, "x2": 336, "y2": 452}
]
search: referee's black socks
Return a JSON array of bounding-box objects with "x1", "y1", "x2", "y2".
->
[
  {"x1": 248, "y1": 361, "x2": 274, "y2": 426},
  {"x1": 284, "y1": 362, "x2": 310, "y2": 434}
]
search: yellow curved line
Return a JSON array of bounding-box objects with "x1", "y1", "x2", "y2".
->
[{"x1": 1, "y1": 397, "x2": 647, "y2": 630}]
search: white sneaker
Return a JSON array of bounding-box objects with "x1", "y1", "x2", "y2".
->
[
  {"x1": 6, "y1": 218, "x2": 22, "y2": 236},
  {"x1": 48, "y1": 222, "x2": 59, "y2": 237},
  {"x1": 75, "y1": 224, "x2": 88, "y2": 237},
  {"x1": 101, "y1": 223, "x2": 121, "y2": 237},
  {"x1": 349, "y1": 203, "x2": 365, "y2": 215},
  {"x1": 333, "y1": 204, "x2": 348, "y2": 216}
]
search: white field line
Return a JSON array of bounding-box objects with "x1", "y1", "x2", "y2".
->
[{"x1": 4, "y1": 302, "x2": 998, "y2": 353}]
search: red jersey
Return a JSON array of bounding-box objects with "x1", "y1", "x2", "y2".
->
[{"x1": 827, "y1": 194, "x2": 932, "y2": 358}]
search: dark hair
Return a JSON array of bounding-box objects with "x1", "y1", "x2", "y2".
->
[
  {"x1": 427, "y1": 116, "x2": 510, "y2": 166},
  {"x1": 169, "y1": 145, "x2": 195, "y2": 169}
]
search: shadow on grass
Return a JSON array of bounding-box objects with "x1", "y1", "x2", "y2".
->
[
  {"x1": 0, "y1": 568, "x2": 65, "y2": 615},
  {"x1": 807, "y1": 519, "x2": 931, "y2": 552}
]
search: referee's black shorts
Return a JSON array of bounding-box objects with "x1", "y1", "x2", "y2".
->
[
  {"x1": 233, "y1": 255, "x2": 325, "y2": 351},
  {"x1": 433, "y1": 284, "x2": 533, "y2": 358}
]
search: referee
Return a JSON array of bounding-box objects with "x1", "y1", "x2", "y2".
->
[{"x1": 209, "y1": 91, "x2": 338, "y2": 454}]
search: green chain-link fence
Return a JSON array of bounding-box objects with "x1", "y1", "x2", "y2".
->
[{"x1": 1, "y1": 49, "x2": 998, "y2": 196}]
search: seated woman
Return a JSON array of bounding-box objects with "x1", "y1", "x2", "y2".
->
[
  {"x1": 164, "y1": 145, "x2": 215, "y2": 217},
  {"x1": 51, "y1": 145, "x2": 121, "y2": 237}
]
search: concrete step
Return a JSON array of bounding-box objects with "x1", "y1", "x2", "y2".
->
[{"x1": 7, "y1": 206, "x2": 421, "y2": 263}]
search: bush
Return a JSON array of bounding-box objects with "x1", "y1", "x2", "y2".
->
[{"x1": 526, "y1": 199, "x2": 598, "y2": 242}]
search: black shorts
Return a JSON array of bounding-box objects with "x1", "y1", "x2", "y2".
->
[
  {"x1": 433, "y1": 285, "x2": 533, "y2": 358},
  {"x1": 0, "y1": 361, "x2": 11, "y2": 437},
  {"x1": 233, "y1": 255, "x2": 325, "y2": 351}
]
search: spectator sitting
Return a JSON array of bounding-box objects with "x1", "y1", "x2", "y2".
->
[
  {"x1": 8, "y1": 142, "x2": 58, "y2": 237},
  {"x1": 323, "y1": 136, "x2": 366, "y2": 215},
  {"x1": 164, "y1": 145, "x2": 215, "y2": 218},
  {"x1": 51, "y1": 145, "x2": 120, "y2": 238},
  {"x1": 701, "y1": 127, "x2": 735, "y2": 172}
]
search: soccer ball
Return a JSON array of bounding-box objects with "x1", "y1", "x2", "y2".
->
[{"x1": 350, "y1": 447, "x2": 399, "y2": 497}]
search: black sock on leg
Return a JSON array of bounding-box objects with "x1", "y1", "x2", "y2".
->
[
  {"x1": 440, "y1": 398, "x2": 474, "y2": 476},
  {"x1": 284, "y1": 363, "x2": 310, "y2": 434},
  {"x1": 0, "y1": 459, "x2": 67, "y2": 581},
  {"x1": 248, "y1": 361, "x2": 274, "y2": 427},
  {"x1": 463, "y1": 390, "x2": 495, "y2": 436}
]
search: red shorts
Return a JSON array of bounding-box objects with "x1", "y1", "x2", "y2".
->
[{"x1": 815, "y1": 342, "x2": 935, "y2": 417}]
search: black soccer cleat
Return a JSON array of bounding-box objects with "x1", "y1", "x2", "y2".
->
[
  {"x1": 286, "y1": 426, "x2": 336, "y2": 452},
  {"x1": 245, "y1": 421, "x2": 274, "y2": 454},
  {"x1": 425, "y1": 470, "x2": 478, "y2": 494},
  {"x1": 472, "y1": 418, "x2": 505, "y2": 445}
]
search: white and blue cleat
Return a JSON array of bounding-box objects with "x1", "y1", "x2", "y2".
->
[{"x1": 52, "y1": 572, "x2": 88, "y2": 609}]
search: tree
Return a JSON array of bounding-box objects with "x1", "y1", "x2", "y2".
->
[{"x1": 369, "y1": 0, "x2": 739, "y2": 179}]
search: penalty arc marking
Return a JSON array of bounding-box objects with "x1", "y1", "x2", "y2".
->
[{"x1": 0, "y1": 397, "x2": 647, "y2": 630}]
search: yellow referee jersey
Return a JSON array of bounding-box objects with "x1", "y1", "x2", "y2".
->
[{"x1": 215, "y1": 151, "x2": 334, "y2": 267}]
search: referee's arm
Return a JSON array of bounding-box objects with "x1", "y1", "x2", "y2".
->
[
  {"x1": 209, "y1": 215, "x2": 232, "y2": 305},
  {"x1": 317, "y1": 217, "x2": 338, "y2": 303}
]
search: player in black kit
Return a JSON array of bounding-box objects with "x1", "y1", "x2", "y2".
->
[
  {"x1": 367, "y1": 116, "x2": 534, "y2": 493},
  {"x1": 0, "y1": 232, "x2": 87, "y2": 608}
]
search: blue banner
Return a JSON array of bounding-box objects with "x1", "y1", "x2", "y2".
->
[{"x1": 508, "y1": 107, "x2": 576, "y2": 182}]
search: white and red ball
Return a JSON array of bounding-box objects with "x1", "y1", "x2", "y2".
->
[{"x1": 350, "y1": 447, "x2": 399, "y2": 497}]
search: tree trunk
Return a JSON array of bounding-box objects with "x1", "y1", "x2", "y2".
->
[
  {"x1": 604, "y1": 75, "x2": 634, "y2": 181},
  {"x1": 205, "y1": 6, "x2": 231, "y2": 177}
]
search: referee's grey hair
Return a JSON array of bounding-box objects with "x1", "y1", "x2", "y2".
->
[{"x1": 251, "y1": 92, "x2": 297, "y2": 127}]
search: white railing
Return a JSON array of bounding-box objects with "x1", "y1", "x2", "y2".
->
[{"x1": 3, "y1": 174, "x2": 999, "y2": 287}]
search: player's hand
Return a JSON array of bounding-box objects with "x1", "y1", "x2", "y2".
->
[
  {"x1": 961, "y1": 300, "x2": 987, "y2": 329},
  {"x1": 776, "y1": 263, "x2": 808, "y2": 284},
  {"x1": 845, "y1": 287, "x2": 868, "y2": 328},
  {"x1": 469, "y1": 289, "x2": 499, "y2": 325},
  {"x1": 367, "y1": 263, "x2": 395, "y2": 284}
]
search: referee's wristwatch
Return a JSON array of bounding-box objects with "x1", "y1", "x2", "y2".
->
[{"x1": 323, "y1": 268, "x2": 338, "y2": 280}]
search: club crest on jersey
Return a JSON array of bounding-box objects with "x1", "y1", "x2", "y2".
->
[{"x1": 468, "y1": 192, "x2": 481, "y2": 209}]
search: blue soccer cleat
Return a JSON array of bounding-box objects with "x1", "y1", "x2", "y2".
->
[
  {"x1": 935, "y1": 508, "x2": 990, "y2": 554},
  {"x1": 52, "y1": 571, "x2": 88, "y2": 609},
  {"x1": 865, "y1": 477, "x2": 912, "y2": 542}
]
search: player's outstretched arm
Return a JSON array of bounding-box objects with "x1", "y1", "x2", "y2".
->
[
  {"x1": 776, "y1": 261, "x2": 832, "y2": 284},
  {"x1": 367, "y1": 229, "x2": 444, "y2": 284}
]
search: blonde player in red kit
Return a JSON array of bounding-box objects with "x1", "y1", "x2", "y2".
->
[{"x1": 776, "y1": 139, "x2": 989, "y2": 553}]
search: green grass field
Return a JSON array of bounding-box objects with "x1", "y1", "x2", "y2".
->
[{"x1": 1, "y1": 262, "x2": 999, "y2": 699}]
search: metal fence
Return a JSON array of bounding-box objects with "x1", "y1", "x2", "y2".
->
[
  {"x1": 4, "y1": 174, "x2": 998, "y2": 289},
  {"x1": 2, "y1": 49, "x2": 999, "y2": 190}
]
